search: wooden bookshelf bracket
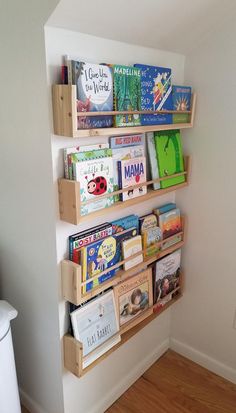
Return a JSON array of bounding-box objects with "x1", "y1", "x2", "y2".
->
[
  {"x1": 58, "y1": 156, "x2": 191, "y2": 225},
  {"x1": 52, "y1": 84, "x2": 196, "y2": 138}
]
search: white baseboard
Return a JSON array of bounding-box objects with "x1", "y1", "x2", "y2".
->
[
  {"x1": 20, "y1": 388, "x2": 47, "y2": 413},
  {"x1": 89, "y1": 338, "x2": 169, "y2": 413},
  {"x1": 170, "y1": 338, "x2": 236, "y2": 384}
]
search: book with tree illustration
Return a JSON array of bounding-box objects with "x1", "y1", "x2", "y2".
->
[
  {"x1": 172, "y1": 85, "x2": 192, "y2": 123},
  {"x1": 112, "y1": 65, "x2": 141, "y2": 127}
]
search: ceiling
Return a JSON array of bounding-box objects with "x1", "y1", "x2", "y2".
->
[{"x1": 47, "y1": 0, "x2": 236, "y2": 54}]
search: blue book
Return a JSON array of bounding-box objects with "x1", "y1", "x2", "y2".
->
[
  {"x1": 111, "y1": 215, "x2": 139, "y2": 234},
  {"x1": 153, "y1": 203, "x2": 177, "y2": 216},
  {"x1": 134, "y1": 64, "x2": 172, "y2": 125},
  {"x1": 172, "y1": 85, "x2": 192, "y2": 123}
]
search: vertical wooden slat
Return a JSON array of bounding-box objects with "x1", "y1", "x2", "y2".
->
[{"x1": 61, "y1": 260, "x2": 82, "y2": 305}]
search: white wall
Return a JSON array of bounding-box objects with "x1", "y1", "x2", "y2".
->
[
  {"x1": 0, "y1": 2, "x2": 64, "y2": 413},
  {"x1": 172, "y1": 16, "x2": 236, "y2": 382},
  {"x1": 45, "y1": 27, "x2": 186, "y2": 413}
]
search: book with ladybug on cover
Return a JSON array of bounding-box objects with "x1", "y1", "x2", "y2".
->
[
  {"x1": 117, "y1": 157, "x2": 147, "y2": 201},
  {"x1": 72, "y1": 149, "x2": 114, "y2": 216}
]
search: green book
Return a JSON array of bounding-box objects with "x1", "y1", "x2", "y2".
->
[
  {"x1": 154, "y1": 130, "x2": 185, "y2": 189},
  {"x1": 112, "y1": 65, "x2": 141, "y2": 127}
]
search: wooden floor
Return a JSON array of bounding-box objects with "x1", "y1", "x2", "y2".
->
[{"x1": 106, "y1": 350, "x2": 236, "y2": 413}]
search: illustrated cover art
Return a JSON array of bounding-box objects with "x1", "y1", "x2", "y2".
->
[
  {"x1": 73, "y1": 151, "x2": 114, "y2": 216},
  {"x1": 70, "y1": 61, "x2": 113, "y2": 129},
  {"x1": 172, "y1": 85, "x2": 192, "y2": 124},
  {"x1": 82, "y1": 228, "x2": 138, "y2": 292},
  {"x1": 142, "y1": 226, "x2": 162, "y2": 257},
  {"x1": 139, "y1": 213, "x2": 158, "y2": 234},
  {"x1": 112, "y1": 65, "x2": 141, "y2": 127},
  {"x1": 154, "y1": 130, "x2": 185, "y2": 189},
  {"x1": 117, "y1": 157, "x2": 147, "y2": 201},
  {"x1": 111, "y1": 215, "x2": 139, "y2": 234},
  {"x1": 109, "y1": 134, "x2": 145, "y2": 149},
  {"x1": 161, "y1": 233, "x2": 182, "y2": 251},
  {"x1": 113, "y1": 269, "x2": 153, "y2": 329},
  {"x1": 70, "y1": 290, "x2": 120, "y2": 367},
  {"x1": 122, "y1": 235, "x2": 143, "y2": 270},
  {"x1": 69, "y1": 223, "x2": 112, "y2": 263},
  {"x1": 154, "y1": 250, "x2": 181, "y2": 310},
  {"x1": 134, "y1": 63, "x2": 172, "y2": 125},
  {"x1": 158, "y1": 208, "x2": 181, "y2": 240},
  {"x1": 147, "y1": 132, "x2": 160, "y2": 190}
]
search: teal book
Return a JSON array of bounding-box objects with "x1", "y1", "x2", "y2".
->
[
  {"x1": 154, "y1": 130, "x2": 185, "y2": 189},
  {"x1": 172, "y1": 86, "x2": 192, "y2": 124},
  {"x1": 112, "y1": 65, "x2": 141, "y2": 127}
]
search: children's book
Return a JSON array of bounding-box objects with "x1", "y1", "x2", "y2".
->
[
  {"x1": 70, "y1": 290, "x2": 120, "y2": 368},
  {"x1": 122, "y1": 235, "x2": 143, "y2": 270},
  {"x1": 67, "y1": 61, "x2": 113, "y2": 129},
  {"x1": 111, "y1": 215, "x2": 139, "y2": 234},
  {"x1": 172, "y1": 86, "x2": 192, "y2": 124},
  {"x1": 146, "y1": 132, "x2": 160, "y2": 190},
  {"x1": 139, "y1": 214, "x2": 157, "y2": 234},
  {"x1": 64, "y1": 143, "x2": 109, "y2": 179},
  {"x1": 161, "y1": 233, "x2": 182, "y2": 251},
  {"x1": 154, "y1": 250, "x2": 181, "y2": 307},
  {"x1": 134, "y1": 63, "x2": 172, "y2": 125},
  {"x1": 73, "y1": 150, "x2": 114, "y2": 216},
  {"x1": 112, "y1": 145, "x2": 145, "y2": 200},
  {"x1": 153, "y1": 203, "x2": 176, "y2": 216},
  {"x1": 109, "y1": 134, "x2": 145, "y2": 149},
  {"x1": 142, "y1": 226, "x2": 162, "y2": 257},
  {"x1": 154, "y1": 130, "x2": 185, "y2": 189},
  {"x1": 69, "y1": 223, "x2": 112, "y2": 263},
  {"x1": 158, "y1": 208, "x2": 181, "y2": 240},
  {"x1": 112, "y1": 65, "x2": 141, "y2": 127},
  {"x1": 117, "y1": 157, "x2": 147, "y2": 201},
  {"x1": 81, "y1": 227, "x2": 138, "y2": 292}
]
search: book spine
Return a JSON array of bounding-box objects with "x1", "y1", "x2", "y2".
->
[
  {"x1": 147, "y1": 132, "x2": 160, "y2": 190},
  {"x1": 117, "y1": 161, "x2": 123, "y2": 201}
]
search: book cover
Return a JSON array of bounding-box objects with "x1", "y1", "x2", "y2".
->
[
  {"x1": 154, "y1": 250, "x2": 181, "y2": 307},
  {"x1": 117, "y1": 157, "x2": 147, "y2": 201},
  {"x1": 161, "y1": 233, "x2": 182, "y2": 251},
  {"x1": 113, "y1": 269, "x2": 153, "y2": 329},
  {"x1": 112, "y1": 65, "x2": 141, "y2": 127},
  {"x1": 158, "y1": 208, "x2": 181, "y2": 240},
  {"x1": 64, "y1": 143, "x2": 109, "y2": 179},
  {"x1": 73, "y1": 151, "x2": 114, "y2": 216},
  {"x1": 153, "y1": 202, "x2": 176, "y2": 216},
  {"x1": 142, "y1": 226, "x2": 162, "y2": 257},
  {"x1": 70, "y1": 61, "x2": 113, "y2": 129},
  {"x1": 172, "y1": 85, "x2": 192, "y2": 124},
  {"x1": 112, "y1": 145, "x2": 145, "y2": 200},
  {"x1": 139, "y1": 213, "x2": 158, "y2": 234},
  {"x1": 111, "y1": 215, "x2": 139, "y2": 234},
  {"x1": 154, "y1": 130, "x2": 185, "y2": 189},
  {"x1": 122, "y1": 235, "x2": 143, "y2": 270},
  {"x1": 134, "y1": 63, "x2": 172, "y2": 125},
  {"x1": 82, "y1": 228, "x2": 138, "y2": 292},
  {"x1": 69, "y1": 223, "x2": 112, "y2": 263},
  {"x1": 70, "y1": 290, "x2": 120, "y2": 367},
  {"x1": 146, "y1": 132, "x2": 160, "y2": 190},
  {"x1": 109, "y1": 134, "x2": 145, "y2": 149}
]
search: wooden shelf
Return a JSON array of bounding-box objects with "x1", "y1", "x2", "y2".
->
[
  {"x1": 52, "y1": 85, "x2": 196, "y2": 138},
  {"x1": 58, "y1": 156, "x2": 190, "y2": 225},
  {"x1": 62, "y1": 216, "x2": 186, "y2": 305},
  {"x1": 63, "y1": 291, "x2": 182, "y2": 378}
]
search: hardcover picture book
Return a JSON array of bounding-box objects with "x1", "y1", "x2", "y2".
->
[
  {"x1": 113, "y1": 269, "x2": 153, "y2": 331},
  {"x1": 139, "y1": 213, "x2": 158, "y2": 234},
  {"x1": 154, "y1": 250, "x2": 181, "y2": 311},
  {"x1": 134, "y1": 63, "x2": 172, "y2": 125},
  {"x1": 68, "y1": 61, "x2": 113, "y2": 129},
  {"x1": 154, "y1": 130, "x2": 185, "y2": 189},
  {"x1": 70, "y1": 290, "x2": 120, "y2": 368},
  {"x1": 111, "y1": 215, "x2": 139, "y2": 234},
  {"x1": 73, "y1": 150, "x2": 114, "y2": 216},
  {"x1": 158, "y1": 208, "x2": 181, "y2": 240},
  {"x1": 122, "y1": 235, "x2": 143, "y2": 270},
  {"x1": 112, "y1": 65, "x2": 141, "y2": 127},
  {"x1": 117, "y1": 157, "x2": 147, "y2": 201},
  {"x1": 109, "y1": 134, "x2": 145, "y2": 149},
  {"x1": 153, "y1": 203, "x2": 176, "y2": 216},
  {"x1": 172, "y1": 85, "x2": 192, "y2": 124},
  {"x1": 147, "y1": 132, "x2": 160, "y2": 190},
  {"x1": 142, "y1": 226, "x2": 162, "y2": 257}
]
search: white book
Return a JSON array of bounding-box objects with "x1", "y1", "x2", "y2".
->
[
  {"x1": 122, "y1": 235, "x2": 143, "y2": 270},
  {"x1": 146, "y1": 132, "x2": 160, "y2": 190}
]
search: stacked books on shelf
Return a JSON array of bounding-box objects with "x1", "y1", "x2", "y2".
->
[{"x1": 61, "y1": 57, "x2": 192, "y2": 130}]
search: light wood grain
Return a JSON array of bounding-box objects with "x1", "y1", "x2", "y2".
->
[
  {"x1": 21, "y1": 406, "x2": 31, "y2": 413},
  {"x1": 106, "y1": 350, "x2": 236, "y2": 413}
]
